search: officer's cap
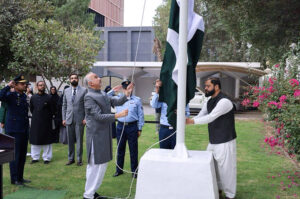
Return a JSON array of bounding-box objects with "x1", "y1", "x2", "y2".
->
[
  {"x1": 121, "y1": 80, "x2": 131, "y2": 89},
  {"x1": 104, "y1": 86, "x2": 112, "y2": 93},
  {"x1": 14, "y1": 75, "x2": 27, "y2": 83}
]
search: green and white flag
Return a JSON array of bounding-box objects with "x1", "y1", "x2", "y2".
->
[{"x1": 159, "y1": 0, "x2": 204, "y2": 128}]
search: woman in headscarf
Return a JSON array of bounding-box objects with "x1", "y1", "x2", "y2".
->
[{"x1": 50, "y1": 86, "x2": 60, "y2": 143}]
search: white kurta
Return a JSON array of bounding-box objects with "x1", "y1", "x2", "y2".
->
[
  {"x1": 83, "y1": 140, "x2": 108, "y2": 199},
  {"x1": 193, "y1": 98, "x2": 237, "y2": 198}
]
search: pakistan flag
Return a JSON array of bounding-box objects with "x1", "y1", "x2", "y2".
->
[{"x1": 159, "y1": 0, "x2": 205, "y2": 128}]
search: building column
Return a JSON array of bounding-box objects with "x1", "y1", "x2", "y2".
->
[
  {"x1": 196, "y1": 77, "x2": 201, "y2": 88},
  {"x1": 235, "y1": 78, "x2": 240, "y2": 99},
  {"x1": 259, "y1": 76, "x2": 264, "y2": 88}
]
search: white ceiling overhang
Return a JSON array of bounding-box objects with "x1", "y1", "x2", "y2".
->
[{"x1": 93, "y1": 61, "x2": 266, "y2": 78}]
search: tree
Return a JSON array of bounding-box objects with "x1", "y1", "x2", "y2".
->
[
  {"x1": 199, "y1": 0, "x2": 300, "y2": 64},
  {"x1": 52, "y1": 0, "x2": 96, "y2": 30},
  {"x1": 153, "y1": 0, "x2": 248, "y2": 62},
  {"x1": 153, "y1": 0, "x2": 300, "y2": 65},
  {"x1": 153, "y1": 0, "x2": 171, "y2": 57},
  {"x1": 10, "y1": 19, "x2": 103, "y2": 91},
  {"x1": 0, "y1": 0, "x2": 54, "y2": 81}
]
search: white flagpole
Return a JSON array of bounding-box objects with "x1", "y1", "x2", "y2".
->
[{"x1": 174, "y1": 0, "x2": 189, "y2": 158}]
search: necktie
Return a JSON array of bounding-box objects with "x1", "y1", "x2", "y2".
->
[{"x1": 72, "y1": 88, "x2": 76, "y2": 103}]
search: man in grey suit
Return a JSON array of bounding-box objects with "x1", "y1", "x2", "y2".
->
[
  {"x1": 62, "y1": 74, "x2": 87, "y2": 166},
  {"x1": 83, "y1": 72, "x2": 131, "y2": 199}
]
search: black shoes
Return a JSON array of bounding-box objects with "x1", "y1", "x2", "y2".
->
[
  {"x1": 11, "y1": 181, "x2": 24, "y2": 186},
  {"x1": 94, "y1": 192, "x2": 107, "y2": 199},
  {"x1": 83, "y1": 192, "x2": 107, "y2": 199},
  {"x1": 132, "y1": 173, "x2": 137, "y2": 179},
  {"x1": 30, "y1": 160, "x2": 39, "y2": 164},
  {"x1": 20, "y1": 179, "x2": 31, "y2": 183},
  {"x1": 112, "y1": 171, "x2": 137, "y2": 178},
  {"x1": 77, "y1": 161, "x2": 83, "y2": 166},
  {"x1": 66, "y1": 160, "x2": 75, "y2": 165},
  {"x1": 112, "y1": 171, "x2": 123, "y2": 177},
  {"x1": 30, "y1": 159, "x2": 50, "y2": 164}
]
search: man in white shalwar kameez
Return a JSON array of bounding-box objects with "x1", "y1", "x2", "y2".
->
[{"x1": 186, "y1": 77, "x2": 237, "y2": 199}]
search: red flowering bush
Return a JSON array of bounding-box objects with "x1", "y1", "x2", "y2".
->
[{"x1": 243, "y1": 41, "x2": 300, "y2": 160}]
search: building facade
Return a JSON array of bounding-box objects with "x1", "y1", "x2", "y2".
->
[{"x1": 89, "y1": 0, "x2": 124, "y2": 27}]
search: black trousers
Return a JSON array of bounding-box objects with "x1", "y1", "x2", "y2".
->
[
  {"x1": 116, "y1": 122, "x2": 138, "y2": 173},
  {"x1": 7, "y1": 131, "x2": 28, "y2": 183}
]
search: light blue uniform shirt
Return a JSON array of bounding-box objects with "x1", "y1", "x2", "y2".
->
[
  {"x1": 115, "y1": 94, "x2": 144, "y2": 131},
  {"x1": 150, "y1": 93, "x2": 190, "y2": 126}
]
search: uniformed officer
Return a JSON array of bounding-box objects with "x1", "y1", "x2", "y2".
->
[
  {"x1": 150, "y1": 79, "x2": 190, "y2": 149},
  {"x1": 113, "y1": 80, "x2": 144, "y2": 178},
  {"x1": 0, "y1": 75, "x2": 30, "y2": 185}
]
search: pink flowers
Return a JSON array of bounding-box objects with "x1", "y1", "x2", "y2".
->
[
  {"x1": 252, "y1": 101, "x2": 260, "y2": 107},
  {"x1": 268, "y1": 101, "x2": 278, "y2": 108},
  {"x1": 242, "y1": 98, "x2": 250, "y2": 106},
  {"x1": 264, "y1": 136, "x2": 279, "y2": 148},
  {"x1": 267, "y1": 86, "x2": 275, "y2": 93},
  {"x1": 274, "y1": 64, "x2": 279, "y2": 68},
  {"x1": 294, "y1": 90, "x2": 300, "y2": 97},
  {"x1": 289, "y1": 79, "x2": 299, "y2": 87},
  {"x1": 269, "y1": 77, "x2": 274, "y2": 85},
  {"x1": 277, "y1": 102, "x2": 283, "y2": 109},
  {"x1": 279, "y1": 95, "x2": 287, "y2": 102}
]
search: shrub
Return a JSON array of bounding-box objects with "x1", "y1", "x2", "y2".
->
[{"x1": 243, "y1": 41, "x2": 300, "y2": 159}]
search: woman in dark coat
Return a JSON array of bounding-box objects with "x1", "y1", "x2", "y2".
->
[{"x1": 50, "y1": 86, "x2": 60, "y2": 143}]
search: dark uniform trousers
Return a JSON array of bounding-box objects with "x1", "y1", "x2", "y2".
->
[
  {"x1": 159, "y1": 125, "x2": 176, "y2": 149},
  {"x1": 7, "y1": 131, "x2": 28, "y2": 183},
  {"x1": 116, "y1": 122, "x2": 138, "y2": 173}
]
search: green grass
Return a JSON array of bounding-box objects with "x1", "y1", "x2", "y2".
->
[{"x1": 3, "y1": 116, "x2": 300, "y2": 199}]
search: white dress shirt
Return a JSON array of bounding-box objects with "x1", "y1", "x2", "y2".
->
[{"x1": 193, "y1": 98, "x2": 233, "y2": 124}]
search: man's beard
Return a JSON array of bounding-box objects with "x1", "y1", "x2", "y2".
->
[
  {"x1": 205, "y1": 89, "x2": 215, "y2": 97},
  {"x1": 71, "y1": 81, "x2": 78, "y2": 86},
  {"x1": 38, "y1": 89, "x2": 45, "y2": 94}
]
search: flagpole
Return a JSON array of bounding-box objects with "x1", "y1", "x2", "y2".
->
[{"x1": 174, "y1": 0, "x2": 189, "y2": 158}]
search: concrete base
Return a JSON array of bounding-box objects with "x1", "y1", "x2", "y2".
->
[{"x1": 135, "y1": 149, "x2": 219, "y2": 199}]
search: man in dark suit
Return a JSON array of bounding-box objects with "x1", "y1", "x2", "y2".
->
[
  {"x1": 0, "y1": 75, "x2": 30, "y2": 185},
  {"x1": 62, "y1": 74, "x2": 87, "y2": 166}
]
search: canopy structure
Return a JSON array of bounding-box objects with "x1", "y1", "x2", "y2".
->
[
  {"x1": 92, "y1": 61, "x2": 266, "y2": 104},
  {"x1": 93, "y1": 61, "x2": 266, "y2": 78}
]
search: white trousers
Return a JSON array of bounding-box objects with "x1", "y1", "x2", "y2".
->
[
  {"x1": 31, "y1": 144, "x2": 52, "y2": 161},
  {"x1": 83, "y1": 141, "x2": 108, "y2": 199},
  {"x1": 207, "y1": 139, "x2": 237, "y2": 198}
]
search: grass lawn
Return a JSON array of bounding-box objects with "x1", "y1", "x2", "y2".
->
[{"x1": 3, "y1": 115, "x2": 300, "y2": 199}]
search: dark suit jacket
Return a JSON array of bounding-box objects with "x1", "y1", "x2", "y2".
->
[{"x1": 0, "y1": 86, "x2": 29, "y2": 133}]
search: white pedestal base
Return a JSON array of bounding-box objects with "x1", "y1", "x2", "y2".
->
[{"x1": 135, "y1": 149, "x2": 219, "y2": 199}]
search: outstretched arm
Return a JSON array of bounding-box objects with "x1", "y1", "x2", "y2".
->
[
  {"x1": 85, "y1": 95, "x2": 128, "y2": 122},
  {"x1": 110, "y1": 94, "x2": 128, "y2": 107},
  {"x1": 187, "y1": 99, "x2": 233, "y2": 125}
]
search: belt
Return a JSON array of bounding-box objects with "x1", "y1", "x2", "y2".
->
[
  {"x1": 118, "y1": 121, "x2": 137, "y2": 126},
  {"x1": 160, "y1": 124, "x2": 174, "y2": 130}
]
